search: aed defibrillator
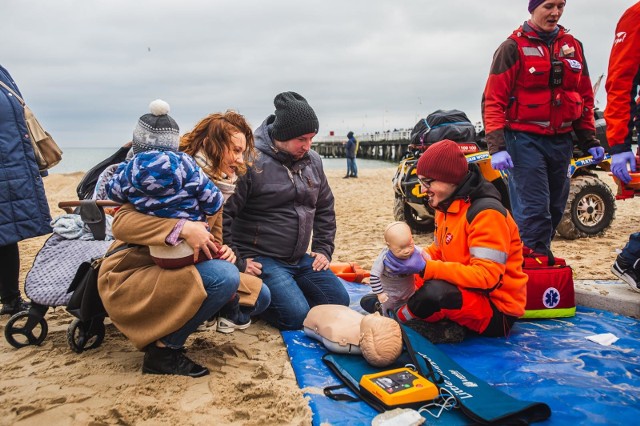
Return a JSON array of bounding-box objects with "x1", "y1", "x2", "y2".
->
[{"x1": 359, "y1": 367, "x2": 439, "y2": 408}]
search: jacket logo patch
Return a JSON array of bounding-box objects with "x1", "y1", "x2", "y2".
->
[
  {"x1": 523, "y1": 47, "x2": 543, "y2": 57},
  {"x1": 561, "y1": 44, "x2": 575, "y2": 57},
  {"x1": 445, "y1": 233, "x2": 453, "y2": 245},
  {"x1": 614, "y1": 31, "x2": 627, "y2": 45},
  {"x1": 566, "y1": 59, "x2": 582, "y2": 71}
]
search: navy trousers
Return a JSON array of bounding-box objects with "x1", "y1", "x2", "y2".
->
[{"x1": 504, "y1": 130, "x2": 573, "y2": 253}]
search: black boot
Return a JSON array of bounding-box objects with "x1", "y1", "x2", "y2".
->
[
  {"x1": 142, "y1": 345, "x2": 209, "y2": 377},
  {"x1": 405, "y1": 319, "x2": 466, "y2": 344},
  {"x1": 0, "y1": 296, "x2": 29, "y2": 316},
  {"x1": 343, "y1": 175, "x2": 350, "y2": 179}
]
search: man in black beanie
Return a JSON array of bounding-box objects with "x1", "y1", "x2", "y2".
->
[{"x1": 223, "y1": 91, "x2": 349, "y2": 330}]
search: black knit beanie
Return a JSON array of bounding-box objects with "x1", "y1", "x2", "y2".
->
[{"x1": 270, "y1": 92, "x2": 319, "y2": 141}]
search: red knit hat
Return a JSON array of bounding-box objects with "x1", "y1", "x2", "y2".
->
[{"x1": 416, "y1": 139, "x2": 468, "y2": 185}]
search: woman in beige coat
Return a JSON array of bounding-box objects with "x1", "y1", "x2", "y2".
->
[{"x1": 98, "y1": 111, "x2": 265, "y2": 378}]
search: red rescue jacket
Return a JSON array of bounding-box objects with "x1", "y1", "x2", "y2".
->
[
  {"x1": 604, "y1": 2, "x2": 640, "y2": 154},
  {"x1": 483, "y1": 24, "x2": 596, "y2": 154}
]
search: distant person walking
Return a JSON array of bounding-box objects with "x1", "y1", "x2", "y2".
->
[
  {"x1": 0, "y1": 64, "x2": 52, "y2": 316},
  {"x1": 344, "y1": 131, "x2": 358, "y2": 178},
  {"x1": 482, "y1": 0, "x2": 604, "y2": 255},
  {"x1": 606, "y1": 2, "x2": 640, "y2": 293}
]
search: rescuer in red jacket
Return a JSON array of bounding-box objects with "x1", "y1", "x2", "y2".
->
[
  {"x1": 481, "y1": 0, "x2": 604, "y2": 256},
  {"x1": 606, "y1": 2, "x2": 640, "y2": 293}
]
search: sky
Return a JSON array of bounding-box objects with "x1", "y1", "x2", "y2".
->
[{"x1": 1, "y1": 0, "x2": 636, "y2": 148}]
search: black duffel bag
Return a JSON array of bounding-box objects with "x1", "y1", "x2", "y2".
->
[{"x1": 410, "y1": 109, "x2": 476, "y2": 147}]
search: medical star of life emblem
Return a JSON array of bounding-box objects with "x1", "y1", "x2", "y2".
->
[{"x1": 543, "y1": 287, "x2": 561, "y2": 308}]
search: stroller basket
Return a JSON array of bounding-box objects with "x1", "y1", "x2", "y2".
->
[{"x1": 4, "y1": 200, "x2": 120, "y2": 353}]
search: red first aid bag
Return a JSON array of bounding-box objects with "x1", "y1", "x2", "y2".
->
[{"x1": 521, "y1": 249, "x2": 576, "y2": 319}]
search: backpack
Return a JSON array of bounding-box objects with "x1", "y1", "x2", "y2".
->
[{"x1": 410, "y1": 109, "x2": 476, "y2": 148}]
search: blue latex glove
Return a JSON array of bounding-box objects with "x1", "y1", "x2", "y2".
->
[
  {"x1": 588, "y1": 146, "x2": 605, "y2": 163},
  {"x1": 384, "y1": 249, "x2": 426, "y2": 275},
  {"x1": 611, "y1": 151, "x2": 637, "y2": 184},
  {"x1": 490, "y1": 151, "x2": 514, "y2": 171}
]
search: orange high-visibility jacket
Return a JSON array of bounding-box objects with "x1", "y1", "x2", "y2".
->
[{"x1": 422, "y1": 167, "x2": 527, "y2": 318}]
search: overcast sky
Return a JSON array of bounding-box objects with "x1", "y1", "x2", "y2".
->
[{"x1": 2, "y1": 0, "x2": 636, "y2": 148}]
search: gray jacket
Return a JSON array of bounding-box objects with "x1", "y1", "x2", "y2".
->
[{"x1": 223, "y1": 115, "x2": 336, "y2": 272}]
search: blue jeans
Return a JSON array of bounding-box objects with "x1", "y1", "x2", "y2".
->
[
  {"x1": 620, "y1": 232, "x2": 640, "y2": 264},
  {"x1": 505, "y1": 130, "x2": 573, "y2": 253},
  {"x1": 224, "y1": 282, "x2": 271, "y2": 324},
  {"x1": 255, "y1": 254, "x2": 350, "y2": 330},
  {"x1": 347, "y1": 158, "x2": 358, "y2": 177},
  {"x1": 161, "y1": 259, "x2": 239, "y2": 348}
]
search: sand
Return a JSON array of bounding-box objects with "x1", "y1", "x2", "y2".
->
[{"x1": 1, "y1": 167, "x2": 637, "y2": 425}]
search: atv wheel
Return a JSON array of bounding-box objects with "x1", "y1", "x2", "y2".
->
[
  {"x1": 393, "y1": 195, "x2": 435, "y2": 234},
  {"x1": 556, "y1": 175, "x2": 616, "y2": 240}
]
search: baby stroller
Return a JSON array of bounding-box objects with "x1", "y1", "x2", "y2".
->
[{"x1": 4, "y1": 199, "x2": 119, "y2": 353}]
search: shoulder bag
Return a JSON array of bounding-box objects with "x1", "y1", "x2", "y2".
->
[{"x1": 0, "y1": 80, "x2": 62, "y2": 171}]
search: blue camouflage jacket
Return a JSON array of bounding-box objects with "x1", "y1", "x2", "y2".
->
[{"x1": 106, "y1": 150, "x2": 223, "y2": 221}]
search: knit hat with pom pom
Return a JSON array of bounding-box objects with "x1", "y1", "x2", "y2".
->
[{"x1": 132, "y1": 99, "x2": 180, "y2": 154}]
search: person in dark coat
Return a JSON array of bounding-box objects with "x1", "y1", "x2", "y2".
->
[
  {"x1": 223, "y1": 91, "x2": 349, "y2": 330},
  {"x1": 0, "y1": 65, "x2": 52, "y2": 315},
  {"x1": 344, "y1": 131, "x2": 358, "y2": 178}
]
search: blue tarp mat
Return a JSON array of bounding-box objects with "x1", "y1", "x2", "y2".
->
[{"x1": 282, "y1": 279, "x2": 640, "y2": 425}]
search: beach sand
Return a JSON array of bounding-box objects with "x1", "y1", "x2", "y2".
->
[{"x1": 1, "y1": 167, "x2": 637, "y2": 425}]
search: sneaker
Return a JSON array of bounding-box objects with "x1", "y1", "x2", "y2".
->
[
  {"x1": 196, "y1": 316, "x2": 217, "y2": 332},
  {"x1": 142, "y1": 345, "x2": 209, "y2": 378},
  {"x1": 611, "y1": 255, "x2": 640, "y2": 293},
  {"x1": 360, "y1": 294, "x2": 382, "y2": 314},
  {"x1": 0, "y1": 297, "x2": 29, "y2": 316},
  {"x1": 216, "y1": 316, "x2": 251, "y2": 334}
]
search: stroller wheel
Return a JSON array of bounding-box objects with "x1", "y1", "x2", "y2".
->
[
  {"x1": 67, "y1": 318, "x2": 105, "y2": 353},
  {"x1": 4, "y1": 311, "x2": 48, "y2": 348}
]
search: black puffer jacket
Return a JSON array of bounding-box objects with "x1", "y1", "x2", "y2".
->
[{"x1": 223, "y1": 115, "x2": 336, "y2": 272}]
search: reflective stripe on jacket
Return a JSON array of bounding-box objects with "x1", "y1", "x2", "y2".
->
[
  {"x1": 483, "y1": 24, "x2": 596, "y2": 154},
  {"x1": 423, "y1": 165, "x2": 527, "y2": 317}
]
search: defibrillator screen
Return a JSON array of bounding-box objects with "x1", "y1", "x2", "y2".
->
[{"x1": 372, "y1": 370, "x2": 419, "y2": 394}]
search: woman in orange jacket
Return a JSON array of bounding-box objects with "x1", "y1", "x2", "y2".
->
[{"x1": 385, "y1": 140, "x2": 527, "y2": 338}]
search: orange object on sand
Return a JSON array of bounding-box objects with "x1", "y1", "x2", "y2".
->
[
  {"x1": 609, "y1": 172, "x2": 640, "y2": 200},
  {"x1": 330, "y1": 262, "x2": 370, "y2": 283}
]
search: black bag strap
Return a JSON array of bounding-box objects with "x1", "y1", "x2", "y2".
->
[
  {"x1": 323, "y1": 384, "x2": 360, "y2": 402},
  {"x1": 79, "y1": 200, "x2": 107, "y2": 241}
]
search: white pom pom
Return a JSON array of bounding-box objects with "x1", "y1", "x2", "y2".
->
[{"x1": 149, "y1": 99, "x2": 170, "y2": 116}]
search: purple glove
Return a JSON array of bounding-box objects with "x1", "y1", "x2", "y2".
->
[
  {"x1": 384, "y1": 249, "x2": 426, "y2": 275},
  {"x1": 611, "y1": 151, "x2": 637, "y2": 184},
  {"x1": 588, "y1": 146, "x2": 605, "y2": 163},
  {"x1": 491, "y1": 151, "x2": 514, "y2": 171}
]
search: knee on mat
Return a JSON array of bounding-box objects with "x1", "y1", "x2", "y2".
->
[{"x1": 408, "y1": 280, "x2": 462, "y2": 316}]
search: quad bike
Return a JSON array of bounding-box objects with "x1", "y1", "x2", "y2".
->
[{"x1": 392, "y1": 144, "x2": 616, "y2": 240}]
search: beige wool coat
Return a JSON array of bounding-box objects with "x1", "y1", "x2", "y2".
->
[{"x1": 97, "y1": 204, "x2": 226, "y2": 350}]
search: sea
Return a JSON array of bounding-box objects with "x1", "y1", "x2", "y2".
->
[{"x1": 49, "y1": 147, "x2": 394, "y2": 174}]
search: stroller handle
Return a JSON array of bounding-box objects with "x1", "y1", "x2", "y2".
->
[{"x1": 58, "y1": 200, "x2": 121, "y2": 209}]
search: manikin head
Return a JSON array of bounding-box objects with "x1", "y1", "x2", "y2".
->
[{"x1": 384, "y1": 222, "x2": 414, "y2": 260}]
